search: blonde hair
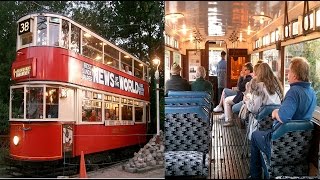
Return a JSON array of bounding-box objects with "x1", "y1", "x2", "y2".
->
[
  {"x1": 256, "y1": 63, "x2": 283, "y2": 98},
  {"x1": 195, "y1": 66, "x2": 206, "y2": 78},
  {"x1": 290, "y1": 57, "x2": 310, "y2": 82}
]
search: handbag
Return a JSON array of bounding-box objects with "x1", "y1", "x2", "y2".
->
[{"x1": 238, "y1": 103, "x2": 249, "y2": 121}]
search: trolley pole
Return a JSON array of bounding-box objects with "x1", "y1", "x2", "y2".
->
[{"x1": 153, "y1": 56, "x2": 161, "y2": 136}]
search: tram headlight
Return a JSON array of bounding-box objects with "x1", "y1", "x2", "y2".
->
[{"x1": 13, "y1": 136, "x2": 20, "y2": 146}]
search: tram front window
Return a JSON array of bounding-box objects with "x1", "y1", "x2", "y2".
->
[
  {"x1": 11, "y1": 87, "x2": 24, "y2": 119},
  {"x1": 45, "y1": 87, "x2": 59, "y2": 118},
  {"x1": 26, "y1": 87, "x2": 43, "y2": 119}
]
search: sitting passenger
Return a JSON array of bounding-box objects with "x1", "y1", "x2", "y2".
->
[
  {"x1": 232, "y1": 60, "x2": 263, "y2": 115},
  {"x1": 249, "y1": 57, "x2": 317, "y2": 179},
  {"x1": 222, "y1": 62, "x2": 253, "y2": 127},
  {"x1": 165, "y1": 63, "x2": 191, "y2": 95},
  {"x1": 89, "y1": 109, "x2": 97, "y2": 122},
  {"x1": 191, "y1": 66, "x2": 213, "y2": 94},
  {"x1": 243, "y1": 62, "x2": 283, "y2": 139},
  {"x1": 105, "y1": 111, "x2": 111, "y2": 120}
]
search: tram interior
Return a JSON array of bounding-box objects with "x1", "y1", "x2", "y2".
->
[{"x1": 165, "y1": 1, "x2": 320, "y2": 179}]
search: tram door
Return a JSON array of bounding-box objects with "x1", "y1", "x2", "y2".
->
[{"x1": 227, "y1": 49, "x2": 249, "y2": 88}]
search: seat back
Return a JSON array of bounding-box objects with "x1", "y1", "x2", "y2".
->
[
  {"x1": 265, "y1": 120, "x2": 314, "y2": 178},
  {"x1": 168, "y1": 91, "x2": 211, "y2": 100},
  {"x1": 255, "y1": 104, "x2": 281, "y2": 131},
  {"x1": 165, "y1": 97, "x2": 212, "y2": 110},
  {"x1": 164, "y1": 106, "x2": 210, "y2": 153}
]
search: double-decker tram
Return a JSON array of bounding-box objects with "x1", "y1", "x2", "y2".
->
[{"x1": 9, "y1": 12, "x2": 150, "y2": 174}]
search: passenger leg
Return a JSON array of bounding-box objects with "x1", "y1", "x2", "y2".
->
[
  {"x1": 249, "y1": 130, "x2": 271, "y2": 179},
  {"x1": 214, "y1": 88, "x2": 237, "y2": 112},
  {"x1": 223, "y1": 95, "x2": 235, "y2": 127}
]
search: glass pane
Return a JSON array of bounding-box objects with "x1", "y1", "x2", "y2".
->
[
  {"x1": 61, "y1": 19, "x2": 69, "y2": 49},
  {"x1": 284, "y1": 39, "x2": 320, "y2": 106},
  {"x1": 121, "y1": 53, "x2": 133, "y2": 75},
  {"x1": 49, "y1": 22, "x2": 59, "y2": 46},
  {"x1": 317, "y1": 9, "x2": 320, "y2": 27},
  {"x1": 26, "y1": 87, "x2": 43, "y2": 119},
  {"x1": 45, "y1": 87, "x2": 59, "y2": 118},
  {"x1": 135, "y1": 105, "x2": 143, "y2": 122},
  {"x1": 292, "y1": 21, "x2": 299, "y2": 35},
  {"x1": 11, "y1": 87, "x2": 24, "y2": 119},
  {"x1": 230, "y1": 56, "x2": 246, "y2": 80},
  {"x1": 104, "y1": 102, "x2": 119, "y2": 120},
  {"x1": 263, "y1": 49, "x2": 279, "y2": 76},
  {"x1": 82, "y1": 31, "x2": 103, "y2": 62},
  {"x1": 208, "y1": 50, "x2": 221, "y2": 76},
  {"x1": 37, "y1": 16, "x2": 47, "y2": 45},
  {"x1": 71, "y1": 24, "x2": 80, "y2": 53},
  {"x1": 121, "y1": 105, "x2": 132, "y2": 120},
  {"x1": 134, "y1": 60, "x2": 143, "y2": 79}
]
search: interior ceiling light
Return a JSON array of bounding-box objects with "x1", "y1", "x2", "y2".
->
[
  {"x1": 252, "y1": 12, "x2": 272, "y2": 24},
  {"x1": 165, "y1": 13, "x2": 184, "y2": 23}
]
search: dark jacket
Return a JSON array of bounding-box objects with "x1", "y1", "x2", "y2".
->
[
  {"x1": 191, "y1": 77, "x2": 213, "y2": 94},
  {"x1": 233, "y1": 75, "x2": 253, "y2": 103},
  {"x1": 165, "y1": 75, "x2": 191, "y2": 95}
]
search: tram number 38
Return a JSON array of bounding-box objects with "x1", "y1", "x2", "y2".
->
[{"x1": 18, "y1": 19, "x2": 31, "y2": 35}]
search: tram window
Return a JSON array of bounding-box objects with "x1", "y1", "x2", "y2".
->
[
  {"x1": 134, "y1": 101, "x2": 143, "y2": 122},
  {"x1": 144, "y1": 64, "x2": 148, "y2": 81},
  {"x1": 104, "y1": 54, "x2": 119, "y2": 69},
  {"x1": 82, "y1": 31, "x2": 103, "y2": 62},
  {"x1": 104, "y1": 44, "x2": 119, "y2": 62},
  {"x1": 304, "y1": 13, "x2": 314, "y2": 30},
  {"x1": 81, "y1": 90, "x2": 102, "y2": 122},
  {"x1": 49, "y1": 17, "x2": 60, "y2": 46},
  {"x1": 270, "y1": 31, "x2": 275, "y2": 44},
  {"x1": 263, "y1": 49, "x2": 279, "y2": 75},
  {"x1": 37, "y1": 16, "x2": 47, "y2": 45},
  {"x1": 134, "y1": 60, "x2": 143, "y2": 79},
  {"x1": 121, "y1": 53, "x2": 133, "y2": 75},
  {"x1": 230, "y1": 56, "x2": 246, "y2": 80},
  {"x1": 208, "y1": 50, "x2": 221, "y2": 76},
  {"x1": 316, "y1": 9, "x2": 320, "y2": 27},
  {"x1": 26, "y1": 87, "x2": 43, "y2": 119},
  {"x1": 285, "y1": 39, "x2": 320, "y2": 106},
  {"x1": 122, "y1": 104, "x2": 133, "y2": 121},
  {"x1": 21, "y1": 33, "x2": 33, "y2": 46},
  {"x1": 11, "y1": 87, "x2": 24, "y2": 119},
  {"x1": 104, "y1": 102, "x2": 119, "y2": 120},
  {"x1": 292, "y1": 20, "x2": 299, "y2": 36},
  {"x1": 70, "y1": 24, "x2": 80, "y2": 53},
  {"x1": 61, "y1": 19, "x2": 69, "y2": 49},
  {"x1": 45, "y1": 87, "x2": 59, "y2": 118}
]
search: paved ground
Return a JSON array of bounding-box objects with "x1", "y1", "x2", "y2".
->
[{"x1": 71, "y1": 161, "x2": 165, "y2": 179}]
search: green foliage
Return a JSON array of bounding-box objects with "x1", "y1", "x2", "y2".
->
[{"x1": 286, "y1": 40, "x2": 320, "y2": 106}]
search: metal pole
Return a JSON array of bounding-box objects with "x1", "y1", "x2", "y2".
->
[{"x1": 155, "y1": 69, "x2": 160, "y2": 136}]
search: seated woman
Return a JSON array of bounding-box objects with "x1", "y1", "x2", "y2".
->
[
  {"x1": 89, "y1": 109, "x2": 97, "y2": 122},
  {"x1": 232, "y1": 61, "x2": 263, "y2": 115},
  {"x1": 191, "y1": 66, "x2": 213, "y2": 94},
  {"x1": 243, "y1": 62, "x2": 283, "y2": 138}
]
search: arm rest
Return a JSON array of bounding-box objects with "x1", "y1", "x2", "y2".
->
[
  {"x1": 272, "y1": 120, "x2": 314, "y2": 140},
  {"x1": 255, "y1": 104, "x2": 281, "y2": 121}
]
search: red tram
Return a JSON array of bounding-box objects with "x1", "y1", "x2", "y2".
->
[{"x1": 9, "y1": 13, "x2": 150, "y2": 161}]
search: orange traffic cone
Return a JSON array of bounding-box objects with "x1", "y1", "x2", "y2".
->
[{"x1": 79, "y1": 151, "x2": 87, "y2": 178}]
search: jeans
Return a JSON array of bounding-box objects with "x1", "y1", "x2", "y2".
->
[
  {"x1": 250, "y1": 129, "x2": 272, "y2": 178},
  {"x1": 223, "y1": 88, "x2": 237, "y2": 97},
  {"x1": 232, "y1": 101, "x2": 243, "y2": 114}
]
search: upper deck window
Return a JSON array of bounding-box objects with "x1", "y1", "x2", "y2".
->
[
  {"x1": 61, "y1": 19, "x2": 69, "y2": 49},
  {"x1": 70, "y1": 24, "x2": 80, "y2": 53},
  {"x1": 49, "y1": 17, "x2": 60, "y2": 46},
  {"x1": 19, "y1": 18, "x2": 33, "y2": 46},
  {"x1": 82, "y1": 31, "x2": 103, "y2": 63},
  {"x1": 37, "y1": 16, "x2": 47, "y2": 45}
]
